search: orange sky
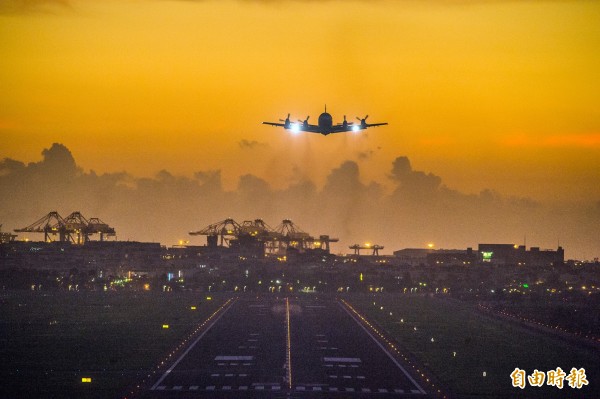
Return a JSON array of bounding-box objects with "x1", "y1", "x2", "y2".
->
[{"x1": 1, "y1": 0, "x2": 599, "y2": 257}]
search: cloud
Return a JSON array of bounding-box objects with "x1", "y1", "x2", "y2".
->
[
  {"x1": 389, "y1": 156, "x2": 442, "y2": 196},
  {"x1": 40, "y1": 143, "x2": 78, "y2": 177},
  {"x1": 323, "y1": 161, "x2": 363, "y2": 195},
  {"x1": 0, "y1": 143, "x2": 597, "y2": 259},
  {"x1": 194, "y1": 169, "x2": 222, "y2": 191}
]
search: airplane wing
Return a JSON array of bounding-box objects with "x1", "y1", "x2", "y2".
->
[
  {"x1": 300, "y1": 124, "x2": 323, "y2": 133},
  {"x1": 262, "y1": 122, "x2": 286, "y2": 127},
  {"x1": 329, "y1": 125, "x2": 354, "y2": 133},
  {"x1": 366, "y1": 122, "x2": 388, "y2": 128}
]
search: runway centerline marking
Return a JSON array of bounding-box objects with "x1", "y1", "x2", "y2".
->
[
  {"x1": 150, "y1": 298, "x2": 236, "y2": 390},
  {"x1": 285, "y1": 297, "x2": 293, "y2": 389}
]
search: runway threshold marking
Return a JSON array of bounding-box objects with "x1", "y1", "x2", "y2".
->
[
  {"x1": 339, "y1": 300, "x2": 426, "y2": 395},
  {"x1": 150, "y1": 297, "x2": 237, "y2": 390},
  {"x1": 285, "y1": 297, "x2": 293, "y2": 389}
]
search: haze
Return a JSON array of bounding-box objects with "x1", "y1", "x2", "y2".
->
[{"x1": 1, "y1": 0, "x2": 599, "y2": 259}]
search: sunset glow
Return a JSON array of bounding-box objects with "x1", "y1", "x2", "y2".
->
[{"x1": 1, "y1": 0, "x2": 599, "y2": 258}]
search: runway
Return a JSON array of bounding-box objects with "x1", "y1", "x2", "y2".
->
[{"x1": 141, "y1": 296, "x2": 430, "y2": 398}]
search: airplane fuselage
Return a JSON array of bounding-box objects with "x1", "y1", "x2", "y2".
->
[{"x1": 317, "y1": 112, "x2": 333, "y2": 134}]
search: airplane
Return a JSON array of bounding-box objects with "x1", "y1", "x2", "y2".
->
[{"x1": 262, "y1": 106, "x2": 388, "y2": 136}]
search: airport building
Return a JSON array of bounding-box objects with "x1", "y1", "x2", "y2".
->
[
  {"x1": 393, "y1": 248, "x2": 436, "y2": 266},
  {"x1": 394, "y1": 245, "x2": 564, "y2": 267},
  {"x1": 478, "y1": 244, "x2": 564, "y2": 266}
]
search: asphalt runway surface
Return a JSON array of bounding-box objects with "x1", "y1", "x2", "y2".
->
[{"x1": 141, "y1": 296, "x2": 430, "y2": 398}]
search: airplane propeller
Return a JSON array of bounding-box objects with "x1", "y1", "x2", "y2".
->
[
  {"x1": 298, "y1": 116, "x2": 309, "y2": 124},
  {"x1": 357, "y1": 115, "x2": 369, "y2": 127},
  {"x1": 279, "y1": 113, "x2": 291, "y2": 122}
]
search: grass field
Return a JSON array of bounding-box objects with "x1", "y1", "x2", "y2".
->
[
  {"x1": 0, "y1": 290, "x2": 229, "y2": 399},
  {"x1": 482, "y1": 298, "x2": 600, "y2": 340},
  {"x1": 347, "y1": 294, "x2": 600, "y2": 399}
]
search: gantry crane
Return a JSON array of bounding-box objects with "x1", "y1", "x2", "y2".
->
[
  {"x1": 14, "y1": 211, "x2": 66, "y2": 242},
  {"x1": 349, "y1": 244, "x2": 384, "y2": 256},
  {"x1": 14, "y1": 211, "x2": 116, "y2": 244},
  {"x1": 189, "y1": 218, "x2": 338, "y2": 255},
  {"x1": 273, "y1": 219, "x2": 338, "y2": 254},
  {"x1": 189, "y1": 218, "x2": 241, "y2": 247},
  {"x1": 86, "y1": 217, "x2": 116, "y2": 241}
]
